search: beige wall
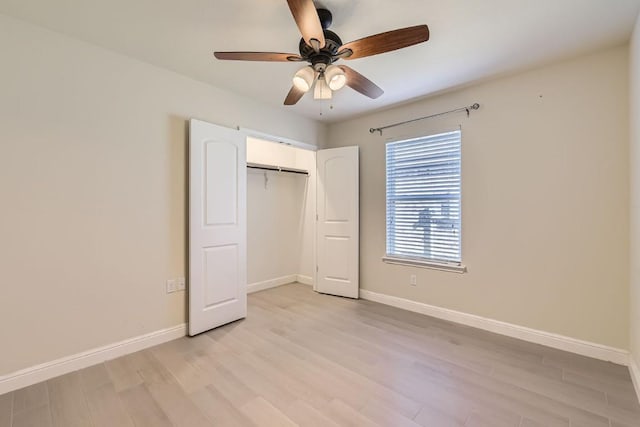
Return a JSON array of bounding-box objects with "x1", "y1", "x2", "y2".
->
[
  {"x1": 246, "y1": 138, "x2": 316, "y2": 284},
  {"x1": 327, "y1": 46, "x2": 630, "y2": 349},
  {"x1": 0, "y1": 14, "x2": 325, "y2": 375},
  {"x1": 630, "y1": 14, "x2": 640, "y2": 368}
]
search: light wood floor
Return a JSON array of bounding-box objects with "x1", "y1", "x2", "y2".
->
[{"x1": 1, "y1": 283, "x2": 639, "y2": 427}]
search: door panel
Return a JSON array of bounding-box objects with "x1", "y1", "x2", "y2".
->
[
  {"x1": 316, "y1": 146, "x2": 359, "y2": 298},
  {"x1": 324, "y1": 237, "x2": 350, "y2": 280},
  {"x1": 189, "y1": 119, "x2": 246, "y2": 336},
  {"x1": 204, "y1": 142, "x2": 238, "y2": 225},
  {"x1": 203, "y1": 244, "x2": 239, "y2": 307},
  {"x1": 324, "y1": 157, "x2": 351, "y2": 221}
]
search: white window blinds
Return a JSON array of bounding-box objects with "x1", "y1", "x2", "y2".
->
[{"x1": 386, "y1": 130, "x2": 462, "y2": 264}]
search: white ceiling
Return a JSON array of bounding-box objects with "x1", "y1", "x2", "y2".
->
[{"x1": 1, "y1": 0, "x2": 639, "y2": 122}]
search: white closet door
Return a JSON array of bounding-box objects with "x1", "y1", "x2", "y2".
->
[
  {"x1": 189, "y1": 119, "x2": 246, "y2": 336},
  {"x1": 316, "y1": 146, "x2": 359, "y2": 298}
]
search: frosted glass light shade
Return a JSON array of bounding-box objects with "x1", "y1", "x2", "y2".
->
[
  {"x1": 292, "y1": 67, "x2": 315, "y2": 92},
  {"x1": 324, "y1": 65, "x2": 346, "y2": 90},
  {"x1": 314, "y1": 78, "x2": 332, "y2": 100}
]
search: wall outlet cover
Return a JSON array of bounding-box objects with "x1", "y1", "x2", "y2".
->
[{"x1": 166, "y1": 279, "x2": 177, "y2": 293}]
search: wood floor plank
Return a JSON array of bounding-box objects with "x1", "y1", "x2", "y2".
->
[
  {"x1": 359, "y1": 400, "x2": 423, "y2": 427},
  {"x1": 562, "y1": 369, "x2": 636, "y2": 400},
  {"x1": 611, "y1": 420, "x2": 640, "y2": 427},
  {"x1": 321, "y1": 399, "x2": 381, "y2": 427},
  {"x1": 212, "y1": 348, "x2": 302, "y2": 415},
  {"x1": 0, "y1": 392, "x2": 12, "y2": 427},
  {"x1": 194, "y1": 361, "x2": 258, "y2": 409},
  {"x1": 236, "y1": 346, "x2": 333, "y2": 409},
  {"x1": 520, "y1": 418, "x2": 546, "y2": 427},
  {"x1": 47, "y1": 372, "x2": 93, "y2": 427},
  {"x1": 413, "y1": 403, "x2": 464, "y2": 427},
  {"x1": 84, "y1": 383, "x2": 133, "y2": 427},
  {"x1": 284, "y1": 400, "x2": 341, "y2": 427},
  {"x1": 240, "y1": 396, "x2": 298, "y2": 427},
  {"x1": 606, "y1": 405, "x2": 640, "y2": 427},
  {"x1": 490, "y1": 361, "x2": 608, "y2": 411},
  {"x1": 79, "y1": 363, "x2": 112, "y2": 393},
  {"x1": 104, "y1": 354, "x2": 144, "y2": 392},
  {"x1": 118, "y1": 384, "x2": 172, "y2": 427},
  {"x1": 11, "y1": 404, "x2": 52, "y2": 427},
  {"x1": 606, "y1": 390, "x2": 640, "y2": 414},
  {"x1": 12, "y1": 382, "x2": 48, "y2": 415},
  {"x1": 410, "y1": 358, "x2": 595, "y2": 426},
  {"x1": 463, "y1": 410, "x2": 521, "y2": 427},
  {"x1": 542, "y1": 350, "x2": 631, "y2": 381},
  {"x1": 149, "y1": 344, "x2": 211, "y2": 393},
  {"x1": 146, "y1": 382, "x2": 212, "y2": 427},
  {"x1": 136, "y1": 350, "x2": 177, "y2": 387},
  {"x1": 189, "y1": 386, "x2": 255, "y2": 427}
]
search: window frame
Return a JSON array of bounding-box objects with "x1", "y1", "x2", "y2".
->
[{"x1": 382, "y1": 129, "x2": 466, "y2": 273}]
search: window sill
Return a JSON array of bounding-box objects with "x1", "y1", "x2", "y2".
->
[{"x1": 382, "y1": 256, "x2": 467, "y2": 273}]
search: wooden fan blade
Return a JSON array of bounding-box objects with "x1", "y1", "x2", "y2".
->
[
  {"x1": 284, "y1": 85, "x2": 306, "y2": 105},
  {"x1": 340, "y1": 25, "x2": 429, "y2": 60},
  {"x1": 339, "y1": 65, "x2": 384, "y2": 99},
  {"x1": 214, "y1": 52, "x2": 303, "y2": 62},
  {"x1": 286, "y1": 0, "x2": 326, "y2": 49}
]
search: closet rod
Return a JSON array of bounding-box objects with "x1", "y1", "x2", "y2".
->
[
  {"x1": 247, "y1": 162, "x2": 309, "y2": 176},
  {"x1": 369, "y1": 103, "x2": 480, "y2": 136}
]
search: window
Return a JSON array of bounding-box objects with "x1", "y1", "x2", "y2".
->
[{"x1": 385, "y1": 130, "x2": 463, "y2": 270}]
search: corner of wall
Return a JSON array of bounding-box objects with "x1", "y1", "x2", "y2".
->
[{"x1": 629, "y1": 10, "x2": 640, "y2": 403}]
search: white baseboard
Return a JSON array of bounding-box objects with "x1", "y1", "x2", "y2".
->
[
  {"x1": 360, "y1": 289, "x2": 629, "y2": 366},
  {"x1": 247, "y1": 274, "x2": 313, "y2": 294},
  {"x1": 630, "y1": 356, "x2": 640, "y2": 404},
  {"x1": 296, "y1": 275, "x2": 314, "y2": 286},
  {"x1": 0, "y1": 324, "x2": 186, "y2": 395},
  {"x1": 247, "y1": 275, "x2": 298, "y2": 294}
]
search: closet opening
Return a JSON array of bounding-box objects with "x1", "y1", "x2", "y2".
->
[{"x1": 246, "y1": 136, "x2": 317, "y2": 294}]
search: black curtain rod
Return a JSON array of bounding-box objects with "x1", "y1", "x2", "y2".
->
[{"x1": 369, "y1": 103, "x2": 480, "y2": 136}]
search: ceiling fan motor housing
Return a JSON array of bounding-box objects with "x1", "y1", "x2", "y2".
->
[{"x1": 299, "y1": 28, "x2": 343, "y2": 72}]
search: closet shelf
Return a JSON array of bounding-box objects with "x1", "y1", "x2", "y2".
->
[{"x1": 247, "y1": 162, "x2": 309, "y2": 176}]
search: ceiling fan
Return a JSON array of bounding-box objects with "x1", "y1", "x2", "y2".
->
[{"x1": 214, "y1": 0, "x2": 430, "y2": 105}]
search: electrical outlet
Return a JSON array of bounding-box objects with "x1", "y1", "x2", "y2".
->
[
  {"x1": 410, "y1": 275, "x2": 417, "y2": 286},
  {"x1": 166, "y1": 279, "x2": 177, "y2": 293},
  {"x1": 176, "y1": 277, "x2": 186, "y2": 291}
]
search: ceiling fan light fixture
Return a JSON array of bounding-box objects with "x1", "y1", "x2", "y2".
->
[
  {"x1": 324, "y1": 65, "x2": 346, "y2": 91},
  {"x1": 292, "y1": 67, "x2": 315, "y2": 92},
  {"x1": 314, "y1": 78, "x2": 332, "y2": 100}
]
